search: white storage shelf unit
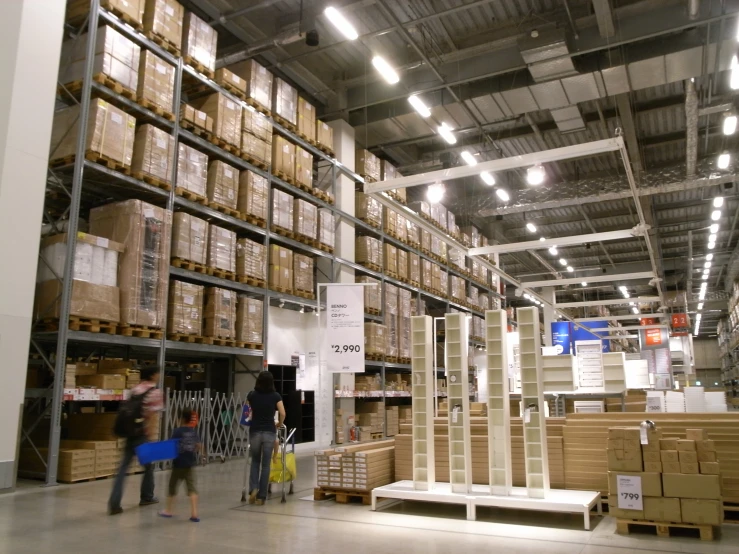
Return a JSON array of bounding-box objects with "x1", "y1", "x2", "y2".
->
[
  {"x1": 485, "y1": 309, "x2": 512, "y2": 495},
  {"x1": 575, "y1": 340, "x2": 604, "y2": 390},
  {"x1": 541, "y1": 355, "x2": 576, "y2": 393},
  {"x1": 517, "y1": 307, "x2": 550, "y2": 498},
  {"x1": 445, "y1": 312, "x2": 472, "y2": 494},
  {"x1": 412, "y1": 315, "x2": 435, "y2": 490},
  {"x1": 602, "y1": 352, "x2": 626, "y2": 393}
]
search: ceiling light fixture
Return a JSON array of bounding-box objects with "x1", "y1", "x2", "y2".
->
[
  {"x1": 619, "y1": 286, "x2": 628, "y2": 293},
  {"x1": 299, "y1": 306, "x2": 305, "y2": 313},
  {"x1": 427, "y1": 183, "x2": 445, "y2": 204},
  {"x1": 496, "y1": 188, "x2": 510, "y2": 202},
  {"x1": 526, "y1": 222, "x2": 537, "y2": 233},
  {"x1": 539, "y1": 237, "x2": 546, "y2": 242},
  {"x1": 437, "y1": 122, "x2": 456, "y2": 144},
  {"x1": 702, "y1": 274, "x2": 709, "y2": 280},
  {"x1": 567, "y1": 266, "x2": 574, "y2": 272},
  {"x1": 581, "y1": 282, "x2": 587, "y2": 287},
  {"x1": 718, "y1": 152, "x2": 731, "y2": 169},
  {"x1": 559, "y1": 258, "x2": 567, "y2": 266},
  {"x1": 324, "y1": 7, "x2": 359, "y2": 40},
  {"x1": 705, "y1": 262, "x2": 712, "y2": 269},
  {"x1": 527, "y1": 165, "x2": 545, "y2": 185},
  {"x1": 460, "y1": 151, "x2": 477, "y2": 166},
  {"x1": 711, "y1": 210, "x2": 722, "y2": 221},
  {"x1": 713, "y1": 197, "x2": 724, "y2": 208},
  {"x1": 549, "y1": 246, "x2": 558, "y2": 255},
  {"x1": 723, "y1": 115, "x2": 737, "y2": 135},
  {"x1": 408, "y1": 95, "x2": 431, "y2": 118},
  {"x1": 707, "y1": 253, "x2": 714, "y2": 261},
  {"x1": 480, "y1": 171, "x2": 495, "y2": 186},
  {"x1": 371, "y1": 56, "x2": 400, "y2": 84},
  {"x1": 709, "y1": 233, "x2": 717, "y2": 242},
  {"x1": 523, "y1": 293, "x2": 531, "y2": 300},
  {"x1": 708, "y1": 241, "x2": 716, "y2": 249},
  {"x1": 710, "y1": 223, "x2": 719, "y2": 233},
  {"x1": 698, "y1": 303, "x2": 703, "y2": 310},
  {"x1": 703, "y1": 268, "x2": 710, "y2": 275},
  {"x1": 731, "y1": 56, "x2": 739, "y2": 90},
  {"x1": 632, "y1": 307, "x2": 639, "y2": 314}
]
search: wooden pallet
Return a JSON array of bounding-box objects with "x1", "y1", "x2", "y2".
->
[
  {"x1": 358, "y1": 217, "x2": 382, "y2": 230},
  {"x1": 316, "y1": 143, "x2": 335, "y2": 158},
  {"x1": 274, "y1": 115, "x2": 297, "y2": 133},
  {"x1": 269, "y1": 285, "x2": 293, "y2": 295},
  {"x1": 295, "y1": 233, "x2": 319, "y2": 248},
  {"x1": 131, "y1": 171, "x2": 172, "y2": 191},
  {"x1": 240, "y1": 152, "x2": 269, "y2": 171},
  {"x1": 313, "y1": 189, "x2": 331, "y2": 203},
  {"x1": 398, "y1": 357, "x2": 411, "y2": 364},
  {"x1": 385, "y1": 356, "x2": 399, "y2": 363},
  {"x1": 410, "y1": 280, "x2": 421, "y2": 288},
  {"x1": 175, "y1": 187, "x2": 208, "y2": 205},
  {"x1": 270, "y1": 225, "x2": 295, "y2": 239},
  {"x1": 243, "y1": 213, "x2": 267, "y2": 228},
  {"x1": 144, "y1": 31, "x2": 181, "y2": 57},
  {"x1": 318, "y1": 243, "x2": 334, "y2": 254},
  {"x1": 365, "y1": 307, "x2": 381, "y2": 316},
  {"x1": 242, "y1": 342, "x2": 263, "y2": 350},
  {"x1": 313, "y1": 487, "x2": 371, "y2": 505},
  {"x1": 171, "y1": 257, "x2": 208, "y2": 274},
  {"x1": 273, "y1": 169, "x2": 297, "y2": 187},
  {"x1": 167, "y1": 333, "x2": 214, "y2": 345},
  {"x1": 208, "y1": 201, "x2": 242, "y2": 219},
  {"x1": 398, "y1": 276, "x2": 411, "y2": 285},
  {"x1": 295, "y1": 290, "x2": 316, "y2": 300},
  {"x1": 294, "y1": 181, "x2": 314, "y2": 194},
  {"x1": 180, "y1": 119, "x2": 213, "y2": 141},
  {"x1": 216, "y1": 80, "x2": 247, "y2": 101},
  {"x1": 210, "y1": 136, "x2": 240, "y2": 155},
  {"x1": 615, "y1": 519, "x2": 715, "y2": 541},
  {"x1": 208, "y1": 267, "x2": 237, "y2": 281},
  {"x1": 237, "y1": 275, "x2": 266, "y2": 288},
  {"x1": 365, "y1": 353, "x2": 385, "y2": 361},
  {"x1": 51, "y1": 150, "x2": 131, "y2": 175},
  {"x1": 385, "y1": 270, "x2": 399, "y2": 280},
  {"x1": 40, "y1": 316, "x2": 117, "y2": 334},
  {"x1": 360, "y1": 174, "x2": 378, "y2": 184},
  {"x1": 59, "y1": 72, "x2": 136, "y2": 100},
  {"x1": 210, "y1": 337, "x2": 246, "y2": 348},
  {"x1": 135, "y1": 97, "x2": 175, "y2": 121},
  {"x1": 102, "y1": 4, "x2": 144, "y2": 30},
  {"x1": 245, "y1": 97, "x2": 271, "y2": 117},
  {"x1": 117, "y1": 324, "x2": 164, "y2": 339},
  {"x1": 387, "y1": 192, "x2": 407, "y2": 205},
  {"x1": 359, "y1": 261, "x2": 382, "y2": 273}
]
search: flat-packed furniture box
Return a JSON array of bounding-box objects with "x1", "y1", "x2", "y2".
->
[
  {"x1": 131, "y1": 124, "x2": 175, "y2": 184},
  {"x1": 191, "y1": 92, "x2": 241, "y2": 149},
  {"x1": 236, "y1": 238, "x2": 266, "y2": 282},
  {"x1": 238, "y1": 171, "x2": 269, "y2": 222},
  {"x1": 384, "y1": 284, "x2": 398, "y2": 358},
  {"x1": 167, "y1": 280, "x2": 204, "y2": 335},
  {"x1": 241, "y1": 133, "x2": 271, "y2": 166},
  {"x1": 90, "y1": 199, "x2": 171, "y2": 328},
  {"x1": 357, "y1": 276, "x2": 381, "y2": 313},
  {"x1": 60, "y1": 439, "x2": 119, "y2": 478},
  {"x1": 143, "y1": 0, "x2": 184, "y2": 52},
  {"x1": 272, "y1": 135, "x2": 296, "y2": 180},
  {"x1": 67, "y1": 0, "x2": 145, "y2": 26},
  {"x1": 298, "y1": 98, "x2": 316, "y2": 142},
  {"x1": 398, "y1": 288, "x2": 411, "y2": 359},
  {"x1": 180, "y1": 103, "x2": 213, "y2": 135},
  {"x1": 182, "y1": 12, "x2": 217, "y2": 73},
  {"x1": 365, "y1": 323, "x2": 387, "y2": 357},
  {"x1": 19, "y1": 447, "x2": 95, "y2": 483},
  {"x1": 381, "y1": 160, "x2": 405, "y2": 203},
  {"x1": 293, "y1": 254, "x2": 314, "y2": 295},
  {"x1": 421, "y1": 258, "x2": 432, "y2": 291},
  {"x1": 34, "y1": 278, "x2": 121, "y2": 326},
  {"x1": 204, "y1": 287, "x2": 236, "y2": 339},
  {"x1": 236, "y1": 296, "x2": 263, "y2": 344},
  {"x1": 51, "y1": 99, "x2": 136, "y2": 166},
  {"x1": 171, "y1": 212, "x2": 209, "y2": 265},
  {"x1": 206, "y1": 160, "x2": 239, "y2": 209},
  {"x1": 356, "y1": 237, "x2": 383, "y2": 268},
  {"x1": 215, "y1": 67, "x2": 247, "y2": 95},
  {"x1": 76, "y1": 374, "x2": 126, "y2": 389},
  {"x1": 269, "y1": 244, "x2": 293, "y2": 292},
  {"x1": 295, "y1": 145, "x2": 313, "y2": 190},
  {"x1": 397, "y1": 249, "x2": 408, "y2": 282},
  {"x1": 137, "y1": 50, "x2": 175, "y2": 112},
  {"x1": 318, "y1": 209, "x2": 335, "y2": 250},
  {"x1": 355, "y1": 193, "x2": 382, "y2": 227},
  {"x1": 242, "y1": 107, "x2": 272, "y2": 144},
  {"x1": 207, "y1": 225, "x2": 236, "y2": 272},
  {"x1": 227, "y1": 59, "x2": 273, "y2": 112},
  {"x1": 176, "y1": 142, "x2": 207, "y2": 197},
  {"x1": 272, "y1": 77, "x2": 298, "y2": 126},
  {"x1": 382, "y1": 206, "x2": 398, "y2": 236},
  {"x1": 294, "y1": 199, "x2": 317, "y2": 240},
  {"x1": 59, "y1": 25, "x2": 140, "y2": 93},
  {"x1": 356, "y1": 149, "x2": 380, "y2": 182},
  {"x1": 408, "y1": 252, "x2": 420, "y2": 284},
  {"x1": 272, "y1": 188, "x2": 294, "y2": 232},
  {"x1": 383, "y1": 243, "x2": 398, "y2": 275},
  {"x1": 316, "y1": 120, "x2": 333, "y2": 152}
]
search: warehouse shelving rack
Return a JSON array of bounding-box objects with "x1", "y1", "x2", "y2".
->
[{"x1": 27, "y1": 0, "x2": 507, "y2": 485}]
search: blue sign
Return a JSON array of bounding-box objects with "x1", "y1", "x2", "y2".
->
[{"x1": 551, "y1": 322, "x2": 572, "y2": 355}]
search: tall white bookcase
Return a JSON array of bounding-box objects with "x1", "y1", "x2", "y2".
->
[
  {"x1": 517, "y1": 307, "x2": 550, "y2": 498},
  {"x1": 602, "y1": 352, "x2": 627, "y2": 393},
  {"x1": 411, "y1": 315, "x2": 435, "y2": 490},
  {"x1": 445, "y1": 312, "x2": 472, "y2": 493},
  {"x1": 485, "y1": 310, "x2": 512, "y2": 495}
]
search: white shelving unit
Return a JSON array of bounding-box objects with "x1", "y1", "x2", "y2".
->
[
  {"x1": 485, "y1": 310, "x2": 512, "y2": 495},
  {"x1": 412, "y1": 315, "x2": 435, "y2": 491},
  {"x1": 445, "y1": 312, "x2": 472, "y2": 493},
  {"x1": 517, "y1": 307, "x2": 550, "y2": 498},
  {"x1": 541, "y1": 355, "x2": 576, "y2": 393},
  {"x1": 602, "y1": 352, "x2": 626, "y2": 393},
  {"x1": 575, "y1": 340, "x2": 604, "y2": 390}
]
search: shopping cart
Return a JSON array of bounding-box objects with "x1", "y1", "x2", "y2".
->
[{"x1": 240, "y1": 425, "x2": 297, "y2": 504}]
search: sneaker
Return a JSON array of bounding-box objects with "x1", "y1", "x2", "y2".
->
[
  {"x1": 158, "y1": 511, "x2": 173, "y2": 518},
  {"x1": 109, "y1": 507, "x2": 123, "y2": 516},
  {"x1": 248, "y1": 489, "x2": 258, "y2": 505},
  {"x1": 139, "y1": 498, "x2": 159, "y2": 506},
  {"x1": 255, "y1": 499, "x2": 264, "y2": 506}
]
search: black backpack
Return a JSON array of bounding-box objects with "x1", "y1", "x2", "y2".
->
[{"x1": 114, "y1": 387, "x2": 153, "y2": 438}]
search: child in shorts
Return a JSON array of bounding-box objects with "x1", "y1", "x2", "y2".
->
[{"x1": 159, "y1": 407, "x2": 200, "y2": 522}]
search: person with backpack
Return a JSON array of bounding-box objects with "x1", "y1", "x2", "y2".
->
[
  {"x1": 246, "y1": 371, "x2": 285, "y2": 505},
  {"x1": 108, "y1": 365, "x2": 164, "y2": 515},
  {"x1": 158, "y1": 407, "x2": 201, "y2": 522}
]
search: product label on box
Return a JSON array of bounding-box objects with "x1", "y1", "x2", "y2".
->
[
  {"x1": 617, "y1": 475, "x2": 643, "y2": 510},
  {"x1": 156, "y1": 138, "x2": 166, "y2": 150},
  {"x1": 226, "y1": 100, "x2": 235, "y2": 109},
  {"x1": 95, "y1": 237, "x2": 109, "y2": 248},
  {"x1": 165, "y1": 4, "x2": 174, "y2": 15},
  {"x1": 197, "y1": 111, "x2": 206, "y2": 120},
  {"x1": 224, "y1": 167, "x2": 233, "y2": 178},
  {"x1": 183, "y1": 295, "x2": 194, "y2": 305},
  {"x1": 144, "y1": 208, "x2": 154, "y2": 218},
  {"x1": 111, "y1": 113, "x2": 122, "y2": 124},
  {"x1": 156, "y1": 63, "x2": 167, "y2": 74}
]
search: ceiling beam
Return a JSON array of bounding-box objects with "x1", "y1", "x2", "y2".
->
[
  {"x1": 555, "y1": 297, "x2": 661, "y2": 308},
  {"x1": 521, "y1": 271, "x2": 654, "y2": 288},
  {"x1": 576, "y1": 314, "x2": 667, "y2": 321},
  {"x1": 470, "y1": 228, "x2": 642, "y2": 256},
  {"x1": 590, "y1": 325, "x2": 668, "y2": 331},
  {"x1": 592, "y1": 0, "x2": 616, "y2": 38}
]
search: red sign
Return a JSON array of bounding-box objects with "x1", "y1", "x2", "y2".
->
[
  {"x1": 640, "y1": 318, "x2": 656, "y2": 326},
  {"x1": 671, "y1": 313, "x2": 689, "y2": 328},
  {"x1": 645, "y1": 328, "x2": 663, "y2": 346}
]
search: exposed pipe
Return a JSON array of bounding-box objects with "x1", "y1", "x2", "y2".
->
[
  {"x1": 685, "y1": 79, "x2": 699, "y2": 177},
  {"x1": 689, "y1": 0, "x2": 700, "y2": 20}
]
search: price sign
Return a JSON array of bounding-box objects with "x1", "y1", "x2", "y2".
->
[
  {"x1": 646, "y1": 396, "x2": 663, "y2": 413},
  {"x1": 616, "y1": 475, "x2": 643, "y2": 510},
  {"x1": 326, "y1": 285, "x2": 364, "y2": 373}
]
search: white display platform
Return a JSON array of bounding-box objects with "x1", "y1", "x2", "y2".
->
[{"x1": 371, "y1": 481, "x2": 602, "y2": 530}]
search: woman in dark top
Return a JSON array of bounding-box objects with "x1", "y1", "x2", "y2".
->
[{"x1": 247, "y1": 371, "x2": 285, "y2": 505}]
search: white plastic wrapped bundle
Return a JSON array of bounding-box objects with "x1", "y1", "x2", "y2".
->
[
  {"x1": 74, "y1": 242, "x2": 94, "y2": 282},
  {"x1": 103, "y1": 249, "x2": 118, "y2": 286}
]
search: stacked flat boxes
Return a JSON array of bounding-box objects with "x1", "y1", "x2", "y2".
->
[
  {"x1": 316, "y1": 119, "x2": 334, "y2": 152},
  {"x1": 192, "y1": 92, "x2": 241, "y2": 150},
  {"x1": 294, "y1": 198, "x2": 317, "y2": 241},
  {"x1": 295, "y1": 145, "x2": 313, "y2": 190},
  {"x1": 207, "y1": 225, "x2": 236, "y2": 272},
  {"x1": 20, "y1": 448, "x2": 96, "y2": 483},
  {"x1": 356, "y1": 237, "x2": 383, "y2": 268},
  {"x1": 180, "y1": 104, "x2": 213, "y2": 139},
  {"x1": 176, "y1": 142, "x2": 208, "y2": 197},
  {"x1": 167, "y1": 280, "x2": 204, "y2": 335},
  {"x1": 236, "y1": 238, "x2": 266, "y2": 283},
  {"x1": 137, "y1": 50, "x2": 175, "y2": 113},
  {"x1": 207, "y1": 161, "x2": 238, "y2": 210},
  {"x1": 269, "y1": 245, "x2": 293, "y2": 293},
  {"x1": 236, "y1": 296, "x2": 263, "y2": 345},
  {"x1": 228, "y1": 59, "x2": 273, "y2": 113},
  {"x1": 238, "y1": 171, "x2": 268, "y2": 222},
  {"x1": 61, "y1": 440, "x2": 119, "y2": 478},
  {"x1": 203, "y1": 287, "x2": 236, "y2": 339},
  {"x1": 183, "y1": 12, "x2": 217, "y2": 72},
  {"x1": 315, "y1": 440, "x2": 395, "y2": 492},
  {"x1": 144, "y1": 0, "x2": 184, "y2": 52},
  {"x1": 385, "y1": 406, "x2": 400, "y2": 437},
  {"x1": 241, "y1": 108, "x2": 272, "y2": 166},
  {"x1": 293, "y1": 254, "x2": 314, "y2": 296},
  {"x1": 272, "y1": 188, "x2": 294, "y2": 233},
  {"x1": 318, "y1": 209, "x2": 335, "y2": 250},
  {"x1": 355, "y1": 193, "x2": 382, "y2": 227},
  {"x1": 364, "y1": 323, "x2": 387, "y2": 357},
  {"x1": 356, "y1": 403, "x2": 384, "y2": 435},
  {"x1": 358, "y1": 276, "x2": 381, "y2": 313},
  {"x1": 384, "y1": 284, "x2": 399, "y2": 359},
  {"x1": 273, "y1": 78, "x2": 298, "y2": 126},
  {"x1": 298, "y1": 98, "x2": 316, "y2": 143},
  {"x1": 356, "y1": 149, "x2": 380, "y2": 182}
]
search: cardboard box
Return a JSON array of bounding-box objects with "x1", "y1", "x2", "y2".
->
[
  {"x1": 700, "y1": 461, "x2": 720, "y2": 475},
  {"x1": 316, "y1": 120, "x2": 333, "y2": 152},
  {"x1": 98, "y1": 360, "x2": 137, "y2": 371},
  {"x1": 90, "y1": 200, "x2": 171, "y2": 328},
  {"x1": 660, "y1": 439, "x2": 678, "y2": 450},
  {"x1": 207, "y1": 160, "x2": 239, "y2": 209},
  {"x1": 180, "y1": 103, "x2": 213, "y2": 134},
  {"x1": 272, "y1": 77, "x2": 297, "y2": 125},
  {"x1": 77, "y1": 374, "x2": 126, "y2": 389},
  {"x1": 644, "y1": 497, "x2": 682, "y2": 523},
  {"x1": 698, "y1": 450, "x2": 717, "y2": 463},
  {"x1": 227, "y1": 59, "x2": 273, "y2": 111},
  {"x1": 686, "y1": 429, "x2": 708, "y2": 441},
  {"x1": 608, "y1": 472, "x2": 662, "y2": 497},
  {"x1": 384, "y1": 243, "x2": 398, "y2": 274},
  {"x1": 357, "y1": 276, "x2": 381, "y2": 313},
  {"x1": 137, "y1": 50, "x2": 174, "y2": 112},
  {"x1": 203, "y1": 287, "x2": 236, "y2": 339},
  {"x1": 365, "y1": 323, "x2": 387, "y2": 356},
  {"x1": 241, "y1": 132, "x2": 270, "y2": 165},
  {"x1": 131, "y1": 124, "x2": 174, "y2": 184},
  {"x1": 191, "y1": 92, "x2": 241, "y2": 148},
  {"x1": 677, "y1": 439, "x2": 696, "y2": 452},
  {"x1": 37, "y1": 232, "x2": 123, "y2": 287},
  {"x1": 356, "y1": 149, "x2": 380, "y2": 181},
  {"x1": 679, "y1": 451, "x2": 698, "y2": 464},
  {"x1": 183, "y1": 12, "x2": 217, "y2": 72},
  {"x1": 643, "y1": 451, "x2": 661, "y2": 463},
  {"x1": 355, "y1": 193, "x2": 382, "y2": 227},
  {"x1": 242, "y1": 108, "x2": 272, "y2": 144},
  {"x1": 607, "y1": 495, "x2": 643, "y2": 519},
  {"x1": 171, "y1": 212, "x2": 208, "y2": 265},
  {"x1": 297, "y1": 97, "x2": 316, "y2": 142},
  {"x1": 35, "y1": 279, "x2": 120, "y2": 323},
  {"x1": 236, "y1": 296, "x2": 263, "y2": 344},
  {"x1": 644, "y1": 461, "x2": 663, "y2": 473},
  {"x1": 167, "y1": 280, "x2": 204, "y2": 335},
  {"x1": 660, "y1": 450, "x2": 679, "y2": 463},
  {"x1": 272, "y1": 135, "x2": 296, "y2": 180},
  {"x1": 272, "y1": 188, "x2": 294, "y2": 232},
  {"x1": 662, "y1": 461, "x2": 681, "y2": 474},
  {"x1": 680, "y1": 498, "x2": 723, "y2": 525},
  {"x1": 294, "y1": 199, "x2": 317, "y2": 240},
  {"x1": 696, "y1": 440, "x2": 716, "y2": 452},
  {"x1": 236, "y1": 238, "x2": 266, "y2": 281},
  {"x1": 681, "y1": 462, "x2": 700, "y2": 474},
  {"x1": 67, "y1": 0, "x2": 144, "y2": 26},
  {"x1": 318, "y1": 209, "x2": 335, "y2": 250},
  {"x1": 293, "y1": 254, "x2": 314, "y2": 294},
  {"x1": 238, "y1": 171, "x2": 269, "y2": 221},
  {"x1": 143, "y1": 0, "x2": 184, "y2": 50},
  {"x1": 662, "y1": 473, "x2": 721, "y2": 499},
  {"x1": 207, "y1": 225, "x2": 236, "y2": 272},
  {"x1": 295, "y1": 145, "x2": 313, "y2": 189},
  {"x1": 356, "y1": 237, "x2": 383, "y2": 267},
  {"x1": 51, "y1": 99, "x2": 136, "y2": 166},
  {"x1": 176, "y1": 142, "x2": 208, "y2": 197}
]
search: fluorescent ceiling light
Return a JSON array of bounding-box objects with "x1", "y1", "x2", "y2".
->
[
  {"x1": 527, "y1": 165, "x2": 545, "y2": 185},
  {"x1": 708, "y1": 241, "x2": 716, "y2": 249},
  {"x1": 731, "y1": 56, "x2": 739, "y2": 90},
  {"x1": 709, "y1": 234, "x2": 717, "y2": 242},
  {"x1": 705, "y1": 262, "x2": 711, "y2": 269},
  {"x1": 624, "y1": 292, "x2": 630, "y2": 298},
  {"x1": 632, "y1": 307, "x2": 639, "y2": 314},
  {"x1": 559, "y1": 258, "x2": 567, "y2": 266},
  {"x1": 581, "y1": 282, "x2": 587, "y2": 287},
  {"x1": 702, "y1": 274, "x2": 709, "y2": 280},
  {"x1": 539, "y1": 237, "x2": 546, "y2": 242},
  {"x1": 619, "y1": 286, "x2": 628, "y2": 293},
  {"x1": 710, "y1": 223, "x2": 719, "y2": 233},
  {"x1": 703, "y1": 268, "x2": 710, "y2": 275},
  {"x1": 437, "y1": 122, "x2": 456, "y2": 144},
  {"x1": 718, "y1": 152, "x2": 731, "y2": 169},
  {"x1": 408, "y1": 95, "x2": 431, "y2": 118},
  {"x1": 523, "y1": 293, "x2": 531, "y2": 300},
  {"x1": 480, "y1": 171, "x2": 495, "y2": 186},
  {"x1": 371, "y1": 56, "x2": 400, "y2": 84},
  {"x1": 707, "y1": 253, "x2": 714, "y2": 261},
  {"x1": 697, "y1": 303, "x2": 703, "y2": 310},
  {"x1": 549, "y1": 246, "x2": 558, "y2": 255},
  {"x1": 713, "y1": 197, "x2": 724, "y2": 208},
  {"x1": 700, "y1": 282, "x2": 707, "y2": 290},
  {"x1": 460, "y1": 151, "x2": 477, "y2": 166},
  {"x1": 496, "y1": 188, "x2": 509, "y2": 202},
  {"x1": 567, "y1": 266, "x2": 574, "y2": 272},
  {"x1": 427, "y1": 183, "x2": 444, "y2": 204},
  {"x1": 324, "y1": 7, "x2": 359, "y2": 40},
  {"x1": 723, "y1": 115, "x2": 737, "y2": 135},
  {"x1": 711, "y1": 210, "x2": 721, "y2": 221},
  {"x1": 526, "y1": 223, "x2": 537, "y2": 233}
]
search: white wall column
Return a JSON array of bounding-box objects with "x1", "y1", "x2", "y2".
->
[
  {"x1": 541, "y1": 287, "x2": 556, "y2": 347},
  {"x1": 0, "y1": 0, "x2": 65, "y2": 490}
]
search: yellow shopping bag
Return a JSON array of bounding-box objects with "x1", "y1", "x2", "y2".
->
[{"x1": 269, "y1": 451, "x2": 296, "y2": 484}]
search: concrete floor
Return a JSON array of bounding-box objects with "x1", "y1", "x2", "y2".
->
[{"x1": 2, "y1": 455, "x2": 738, "y2": 553}]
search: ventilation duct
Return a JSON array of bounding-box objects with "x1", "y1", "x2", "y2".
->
[{"x1": 518, "y1": 28, "x2": 577, "y2": 83}]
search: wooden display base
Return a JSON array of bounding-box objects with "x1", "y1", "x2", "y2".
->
[
  {"x1": 365, "y1": 353, "x2": 384, "y2": 361},
  {"x1": 365, "y1": 307, "x2": 381, "y2": 316},
  {"x1": 314, "y1": 487, "x2": 371, "y2": 505},
  {"x1": 616, "y1": 519, "x2": 715, "y2": 541}
]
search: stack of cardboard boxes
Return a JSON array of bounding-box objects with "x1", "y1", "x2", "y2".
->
[
  {"x1": 180, "y1": 104, "x2": 214, "y2": 137},
  {"x1": 355, "y1": 374, "x2": 381, "y2": 392},
  {"x1": 207, "y1": 160, "x2": 239, "y2": 210},
  {"x1": 315, "y1": 440, "x2": 395, "y2": 492},
  {"x1": 295, "y1": 145, "x2": 313, "y2": 190},
  {"x1": 171, "y1": 212, "x2": 208, "y2": 265},
  {"x1": 269, "y1": 245, "x2": 293, "y2": 293},
  {"x1": 358, "y1": 276, "x2": 381, "y2": 313},
  {"x1": 318, "y1": 209, "x2": 335, "y2": 251},
  {"x1": 356, "y1": 149, "x2": 381, "y2": 182},
  {"x1": 356, "y1": 237, "x2": 383, "y2": 269},
  {"x1": 183, "y1": 12, "x2": 217, "y2": 73},
  {"x1": 67, "y1": 0, "x2": 145, "y2": 25},
  {"x1": 236, "y1": 238, "x2": 266, "y2": 283},
  {"x1": 19, "y1": 447, "x2": 96, "y2": 483},
  {"x1": 272, "y1": 188, "x2": 294, "y2": 233},
  {"x1": 238, "y1": 171, "x2": 269, "y2": 223},
  {"x1": 355, "y1": 193, "x2": 382, "y2": 227},
  {"x1": 364, "y1": 323, "x2": 387, "y2": 357},
  {"x1": 272, "y1": 135, "x2": 296, "y2": 181},
  {"x1": 273, "y1": 78, "x2": 298, "y2": 126},
  {"x1": 450, "y1": 276, "x2": 466, "y2": 302},
  {"x1": 241, "y1": 109, "x2": 271, "y2": 166},
  {"x1": 143, "y1": 0, "x2": 184, "y2": 52},
  {"x1": 356, "y1": 403, "x2": 384, "y2": 435},
  {"x1": 131, "y1": 124, "x2": 174, "y2": 184},
  {"x1": 137, "y1": 50, "x2": 175, "y2": 113},
  {"x1": 384, "y1": 284, "x2": 399, "y2": 359},
  {"x1": 236, "y1": 296, "x2": 263, "y2": 345},
  {"x1": 293, "y1": 254, "x2": 314, "y2": 296},
  {"x1": 316, "y1": 120, "x2": 333, "y2": 153},
  {"x1": 335, "y1": 408, "x2": 345, "y2": 445},
  {"x1": 61, "y1": 440, "x2": 119, "y2": 478},
  {"x1": 207, "y1": 225, "x2": 236, "y2": 272},
  {"x1": 294, "y1": 199, "x2": 317, "y2": 241},
  {"x1": 385, "y1": 406, "x2": 400, "y2": 436},
  {"x1": 228, "y1": 59, "x2": 273, "y2": 113},
  {"x1": 192, "y1": 92, "x2": 241, "y2": 151},
  {"x1": 167, "y1": 280, "x2": 204, "y2": 336},
  {"x1": 383, "y1": 243, "x2": 398, "y2": 275},
  {"x1": 215, "y1": 67, "x2": 246, "y2": 96},
  {"x1": 203, "y1": 287, "x2": 236, "y2": 339},
  {"x1": 298, "y1": 98, "x2": 316, "y2": 143},
  {"x1": 176, "y1": 142, "x2": 208, "y2": 197}
]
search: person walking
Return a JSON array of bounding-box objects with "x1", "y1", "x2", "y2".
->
[
  {"x1": 247, "y1": 371, "x2": 285, "y2": 505},
  {"x1": 108, "y1": 365, "x2": 164, "y2": 515},
  {"x1": 159, "y1": 407, "x2": 201, "y2": 522}
]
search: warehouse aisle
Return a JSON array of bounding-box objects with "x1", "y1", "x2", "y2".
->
[{"x1": 1, "y1": 456, "x2": 738, "y2": 553}]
